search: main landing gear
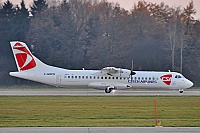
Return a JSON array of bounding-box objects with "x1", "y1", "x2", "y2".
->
[{"x1": 105, "y1": 87, "x2": 115, "y2": 93}]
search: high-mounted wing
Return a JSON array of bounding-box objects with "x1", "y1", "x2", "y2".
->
[
  {"x1": 102, "y1": 67, "x2": 118, "y2": 74},
  {"x1": 101, "y1": 67, "x2": 134, "y2": 77}
]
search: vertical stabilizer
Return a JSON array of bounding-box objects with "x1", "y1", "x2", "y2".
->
[{"x1": 10, "y1": 41, "x2": 47, "y2": 71}]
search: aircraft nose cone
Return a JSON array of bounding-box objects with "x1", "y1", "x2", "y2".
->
[{"x1": 187, "y1": 80, "x2": 193, "y2": 88}]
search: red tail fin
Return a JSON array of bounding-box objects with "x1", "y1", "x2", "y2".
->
[{"x1": 11, "y1": 42, "x2": 36, "y2": 71}]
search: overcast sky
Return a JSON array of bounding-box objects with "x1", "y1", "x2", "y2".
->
[
  {"x1": 112, "y1": 0, "x2": 199, "y2": 19},
  {"x1": 1, "y1": 0, "x2": 199, "y2": 19}
]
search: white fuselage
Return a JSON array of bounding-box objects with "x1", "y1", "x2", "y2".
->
[{"x1": 10, "y1": 66, "x2": 193, "y2": 91}]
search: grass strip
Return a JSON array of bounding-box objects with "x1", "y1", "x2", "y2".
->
[{"x1": 0, "y1": 96, "x2": 199, "y2": 127}]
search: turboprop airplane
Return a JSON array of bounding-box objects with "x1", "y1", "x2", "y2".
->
[{"x1": 9, "y1": 41, "x2": 193, "y2": 93}]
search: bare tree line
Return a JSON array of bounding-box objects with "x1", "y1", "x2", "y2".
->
[{"x1": 0, "y1": 0, "x2": 200, "y2": 86}]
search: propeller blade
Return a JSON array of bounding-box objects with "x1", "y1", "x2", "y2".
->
[
  {"x1": 131, "y1": 60, "x2": 134, "y2": 71},
  {"x1": 130, "y1": 60, "x2": 136, "y2": 80}
]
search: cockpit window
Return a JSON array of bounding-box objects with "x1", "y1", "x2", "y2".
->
[{"x1": 175, "y1": 75, "x2": 182, "y2": 78}]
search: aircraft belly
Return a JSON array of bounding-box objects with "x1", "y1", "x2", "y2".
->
[
  {"x1": 88, "y1": 82, "x2": 131, "y2": 90},
  {"x1": 62, "y1": 79, "x2": 89, "y2": 87},
  {"x1": 130, "y1": 81, "x2": 170, "y2": 89}
]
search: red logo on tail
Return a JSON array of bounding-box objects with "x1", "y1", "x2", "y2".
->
[
  {"x1": 13, "y1": 42, "x2": 36, "y2": 71},
  {"x1": 160, "y1": 74, "x2": 172, "y2": 85}
]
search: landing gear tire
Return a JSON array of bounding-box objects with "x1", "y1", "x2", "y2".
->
[
  {"x1": 105, "y1": 87, "x2": 113, "y2": 93},
  {"x1": 179, "y1": 89, "x2": 184, "y2": 93}
]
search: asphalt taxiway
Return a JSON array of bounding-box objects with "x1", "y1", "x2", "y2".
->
[
  {"x1": 0, "y1": 127, "x2": 200, "y2": 133},
  {"x1": 0, "y1": 90, "x2": 199, "y2": 96}
]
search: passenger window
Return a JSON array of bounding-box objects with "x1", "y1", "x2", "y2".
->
[
  {"x1": 82, "y1": 76, "x2": 84, "y2": 79},
  {"x1": 101, "y1": 77, "x2": 103, "y2": 79}
]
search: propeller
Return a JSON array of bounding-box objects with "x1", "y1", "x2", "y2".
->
[{"x1": 130, "y1": 60, "x2": 136, "y2": 80}]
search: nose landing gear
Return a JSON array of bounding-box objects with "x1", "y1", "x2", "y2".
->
[{"x1": 179, "y1": 89, "x2": 184, "y2": 93}]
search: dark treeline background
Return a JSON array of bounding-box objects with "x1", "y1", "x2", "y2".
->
[{"x1": 0, "y1": 0, "x2": 200, "y2": 86}]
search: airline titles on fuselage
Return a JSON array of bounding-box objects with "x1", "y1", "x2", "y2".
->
[{"x1": 128, "y1": 79, "x2": 157, "y2": 84}]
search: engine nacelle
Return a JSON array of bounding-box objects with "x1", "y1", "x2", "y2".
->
[
  {"x1": 101, "y1": 67, "x2": 132, "y2": 77},
  {"x1": 113, "y1": 68, "x2": 131, "y2": 77}
]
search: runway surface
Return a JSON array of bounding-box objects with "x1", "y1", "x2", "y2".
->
[
  {"x1": 0, "y1": 90, "x2": 200, "y2": 96},
  {"x1": 0, "y1": 127, "x2": 200, "y2": 133}
]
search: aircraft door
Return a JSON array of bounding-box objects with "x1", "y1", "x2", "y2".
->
[
  {"x1": 56, "y1": 75, "x2": 61, "y2": 85},
  {"x1": 172, "y1": 81, "x2": 176, "y2": 86}
]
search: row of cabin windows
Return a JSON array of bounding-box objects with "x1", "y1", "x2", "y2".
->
[
  {"x1": 64, "y1": 76, "x2": 128, "y2": 80},
  {"x1": 64, "y1": 75, "x2": 158, "y2": 81}
]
